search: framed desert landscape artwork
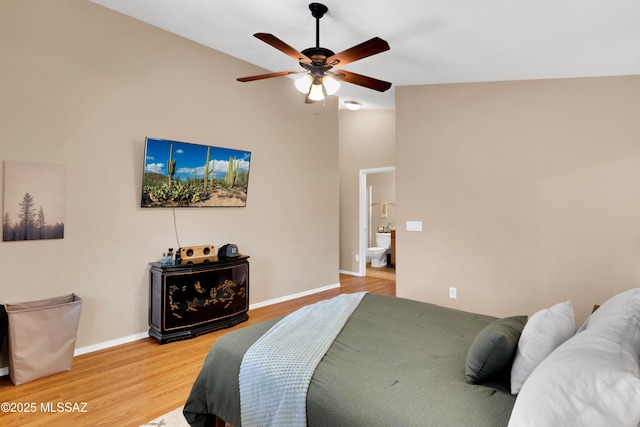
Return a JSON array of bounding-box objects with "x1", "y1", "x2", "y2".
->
[
  {"x1": 3, "y1": 161, "x2": 65, "y2": 241},
  {"x1": 141, "y1": 137, "x2": 252, "y2": 208}
]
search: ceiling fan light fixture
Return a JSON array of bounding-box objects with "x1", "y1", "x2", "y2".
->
[
  {"x1": 322, "y1": 75, "x2": 340, "y2": 95},
  {"x1": 237, "y1": 3, "x2": 392, "y2": 104},
  {"x1": 294, "y1": 74, "x2": 313, "y2": 94},
  {"x1": 308, "y1": 82, "x2": 325, "y2": 101},
  {"x1": 344, "y1": 100, "x2": 361, "y2": 111}
]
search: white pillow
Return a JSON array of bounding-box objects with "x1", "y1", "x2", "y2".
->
[
  {"x1": 510, "y1": 301, "x2": 575, "y2": 394},
  {"x1": 508, "y1": 289, "x2": 640, "y2": 427},
  {"x1": 578, "y1": 288, "x2": 640, "y2": 335}
]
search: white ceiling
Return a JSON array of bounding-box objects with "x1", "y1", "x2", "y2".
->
[{"x1": 91, "y1": 0, "x2": 640, "y2": 110}]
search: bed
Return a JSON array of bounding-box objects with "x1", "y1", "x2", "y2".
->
[{"x1": 184, "y1": 289, "x2": 640, "y2": 427}]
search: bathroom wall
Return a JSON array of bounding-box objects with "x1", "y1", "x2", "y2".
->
[{"x1": 367, "y1": 171, "x2": 396, "y2": 245}]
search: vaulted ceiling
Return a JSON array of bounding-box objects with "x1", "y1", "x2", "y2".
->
[{"x1": 91, "y1": 0, "x2": 640, "y2": 109}]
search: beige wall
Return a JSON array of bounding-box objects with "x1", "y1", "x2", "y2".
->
[
  {"x1": 4, "y1": 1, "x2": 636, "y2": 371},
  {"x1": 0, "y1": 0, "x2": 339, "y2": 361},
  {"x1": 339, "y1": 110, "x2": 395, "y2": 274},
  {"x1": 396, "y1": 75, "x2": 640, "y2": 326}
]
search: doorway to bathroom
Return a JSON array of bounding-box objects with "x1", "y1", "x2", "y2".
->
[{"x1": 358, "y1": 166, "x2": 396, "y2": 279}]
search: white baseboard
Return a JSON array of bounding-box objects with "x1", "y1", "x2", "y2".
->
[
  {"x1": 74, "y1": 331, "x2": 150, "y2": 356},
  {"x1": 249, "y1": 282, "x2": 340, "y2": 310},
  {"x1": 1, "y1": 283, "x2": 342, "y2": 378},
  {"x1": 76, "y1": 282, "x2": 342, "y2": 353},
  {"x1": 339, "y1": 269, "x2": 363, "y2": 277}
]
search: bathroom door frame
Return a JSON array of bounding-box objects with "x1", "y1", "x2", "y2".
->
[{"x1": 358, "y1": 166, "x2": 396, "y2": 276}]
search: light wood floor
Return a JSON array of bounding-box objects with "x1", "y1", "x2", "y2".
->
[
  {"x1": 366, "y1": 264, "x2": 396, "y2": 280},
  {"x1": 0, "y1": 274, "x2": 394, "y2": 426}
]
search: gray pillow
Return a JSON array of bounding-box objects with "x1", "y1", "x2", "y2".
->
[{"x1": 465, "y1": 315, "x2": 527, "y2": 384}]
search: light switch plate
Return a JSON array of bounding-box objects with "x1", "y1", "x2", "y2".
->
[{"x1": 406, "y1": 221, "x2": 423, "y2": 231}]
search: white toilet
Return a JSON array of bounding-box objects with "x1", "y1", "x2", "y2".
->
[{"x1": 367, "y1": 232, "x2": 391, "y2": 268}]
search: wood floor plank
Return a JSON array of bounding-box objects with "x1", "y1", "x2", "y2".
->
[{"x1": 0, "y1": 274, "x2": 394, "y2": 426}]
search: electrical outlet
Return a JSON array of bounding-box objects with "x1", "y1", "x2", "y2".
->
[{"x1": 449, "y1": 287, "x2": 457, "y2": 299}]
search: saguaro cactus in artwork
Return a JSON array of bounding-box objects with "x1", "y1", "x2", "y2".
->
[
  {"x1": 167, "y1": 144, "x2": 177, "y2": 181},
  {"x1": 203, "y1": 147, "x2": 215, "y2": 190},
  {"x1": 226, "y1": 156, "x2": 238, "y2": 187}
]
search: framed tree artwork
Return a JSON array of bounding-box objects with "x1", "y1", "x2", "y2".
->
[{"x1": 3, "y1": 161, "x2": 65, "y2": 241}]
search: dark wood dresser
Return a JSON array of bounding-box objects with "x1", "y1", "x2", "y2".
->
[{"x1": 148, "y1": 256, "x2": 249, "y2": 344}]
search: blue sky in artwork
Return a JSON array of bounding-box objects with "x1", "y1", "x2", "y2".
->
[{"x1": 143, "y1": 138, "x2": 250, "y2": 181}]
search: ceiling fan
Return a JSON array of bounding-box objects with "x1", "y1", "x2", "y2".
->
[{"x1": 237, "y1": 3, "x2": 392, "y2": 104}]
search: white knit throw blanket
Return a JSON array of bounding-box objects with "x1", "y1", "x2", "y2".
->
[{"x1": 239, "y1": 292, "x2": 368, "y2": 427}]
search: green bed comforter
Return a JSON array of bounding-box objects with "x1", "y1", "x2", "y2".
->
[{"x1": 184, "y1": 294, "x2": 516, "y2": 427}]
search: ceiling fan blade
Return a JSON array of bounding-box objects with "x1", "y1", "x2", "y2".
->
[
  {"x1": 254, "y1": 33, "x2": 312, "y2": 64},
  {"x1": 237, "y1": 70, "x2": 302, "y2": 82},
  {"x1": 332, "y1": 70, "x2": 392, "y2": 92},
  {"x1": 325, "y1": 37, "x2": 390, "y2": 67}
]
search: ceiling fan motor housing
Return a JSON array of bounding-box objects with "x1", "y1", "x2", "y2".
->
[
  {"x1": 309, "y1": 3, "x2": 328, "y2": 19},
  {"x1": 300, "y1": 47, "x2": 335, "y2": 70}
]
